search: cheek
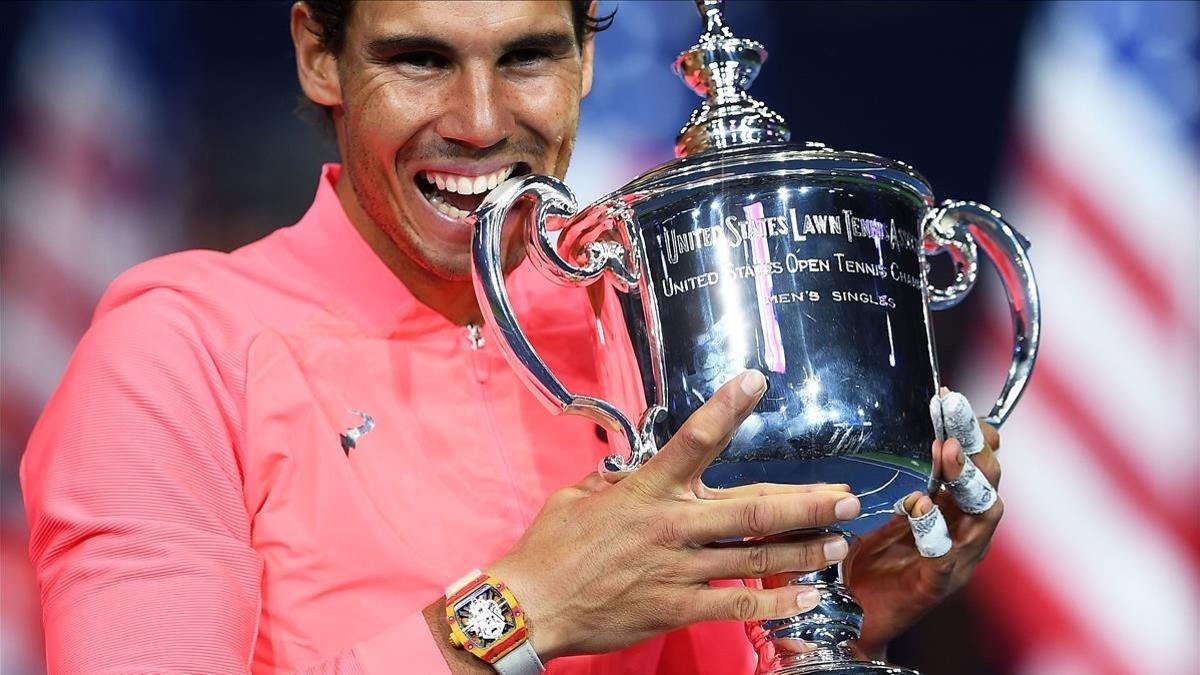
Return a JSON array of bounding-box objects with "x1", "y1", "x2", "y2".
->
[
  {"x1": 511, "y1": 75, "x2": 581, "y2": 138},
  {"x1": 346, "y1": 74, "x2": 431, "y2": 162}
]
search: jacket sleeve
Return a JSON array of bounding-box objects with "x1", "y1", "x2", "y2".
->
[{"x1": 21, "y1": 291, "x2": 453, "y2": 674}]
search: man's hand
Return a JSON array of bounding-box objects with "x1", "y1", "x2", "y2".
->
[
  {"x1": 846, "y1": 415, "x2": 1004, "y2": 659},
  {"x1": 488, "y1": 370, "x2": 862, "y2": 660}
]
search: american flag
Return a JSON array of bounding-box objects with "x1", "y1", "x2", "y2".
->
[
  {"x1": 1, "y1": 4, "x2": 187, "y2": 672},
  {"x1": 965, "y1": 2, "x2": 1200, "y2": 674}
]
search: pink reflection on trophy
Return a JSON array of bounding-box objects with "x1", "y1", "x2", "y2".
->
[{"x1": 744, "y1": 200, "x2": 786, "y2": 374}]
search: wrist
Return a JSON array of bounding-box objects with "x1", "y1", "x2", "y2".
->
[{"x1": 486, "y1": 556, "x2": 568, "y2": 661}]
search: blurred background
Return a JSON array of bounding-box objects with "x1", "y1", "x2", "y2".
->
[{"x1": 1, "y1": 1, "x2": 1196, "y2": 673}]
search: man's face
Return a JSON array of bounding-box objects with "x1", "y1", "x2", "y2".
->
[{"x1": 328, "y1": 1, "x2": 593, "y2": 281}]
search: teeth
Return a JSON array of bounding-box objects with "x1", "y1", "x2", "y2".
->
[
  {"x1": 426, "y1": 191, "x2": 471, "y2": 220},
  {"x1": 421, "y1": 164, "x2": 516, "y2": 196}
]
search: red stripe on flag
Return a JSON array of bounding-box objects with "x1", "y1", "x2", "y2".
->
[
  {"x1": 1011, "y1": 137, "x2": 1197, "y2": 341},
  {"x1": 973, "y1": 540, "x2": 1129, "y2": 675},
  {"x1": 981, "y1": 317, "x2": 1200, "y2": 561},
  {"x1": 1, "y1": 236, "x2": 101, "y2": 342},
  {"x1": 0, "y1": 373, "x2": 51, "y2": 459}
]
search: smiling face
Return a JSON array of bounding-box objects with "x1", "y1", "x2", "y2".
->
[{"x1": 294, "y1": 0, "x2": 594, "y2": 286}]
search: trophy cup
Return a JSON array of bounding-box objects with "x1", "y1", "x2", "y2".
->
[{"x1": 471, "y1": 1, "x2": 1040, "y2": 672}]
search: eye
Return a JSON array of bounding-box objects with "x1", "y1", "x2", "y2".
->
[
  {"x1": 387, "y1": 51, "x2": 450, "y2": 70},
  {"x1": 501, "y1": 48, "x2": 551, "y2": 67}
]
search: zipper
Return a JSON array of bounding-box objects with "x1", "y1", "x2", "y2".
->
[
  {"x1": 463, "y1": 320, "x2": 532, "y2": 525},
  {"x1": 465, "y1": 322, "x2": 486, "y2": 350}
]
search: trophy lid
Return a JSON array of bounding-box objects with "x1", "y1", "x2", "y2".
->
[
  {"x1": 673, "y1": 0, "x2": 790, "y2": 157},
  {"x1": 607, "y1": 1, "x2": 934, "y2": 207}
]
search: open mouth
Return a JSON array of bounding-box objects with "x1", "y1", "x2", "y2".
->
[{"x1": 416, "y1": 162, "x2": 531, "y2": 220}]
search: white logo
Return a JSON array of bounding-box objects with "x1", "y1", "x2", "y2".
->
[{"x1": 339, "y1": 409, "x2": 375, "y2": 454}]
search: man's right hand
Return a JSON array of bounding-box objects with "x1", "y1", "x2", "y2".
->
[{"x1": 487, "y1": 370, "x2": 862, "y2": 660}]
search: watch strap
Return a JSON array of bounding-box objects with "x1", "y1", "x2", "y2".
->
[
  {"x1": 445, "y1": 569, "x2": 486, "y2": 598},
  {"x1": 494, "y1": 640, "x2": 544, "y2": 675}
]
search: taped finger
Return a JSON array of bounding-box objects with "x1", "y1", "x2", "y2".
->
[
  {"x1": 930, "y1": 389, "x2": 986, "y2": 455},
  {"x1": 945, "y1": 454, "x2": 998, "y2": 515},
  {"x1": 895, "y1": 497, "x2": 951, "y2": 558}
]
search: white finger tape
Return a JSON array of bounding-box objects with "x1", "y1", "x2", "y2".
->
[
  {"x1": 929, "y1": 396, "x2": 947, "y2": 443},
  {"x1": 945, "y1": 455, "x2": 998, "y2": 515},
  {"x1": 930, "y1": 390, "x2": 985, "y2": 455},
  {"x1": 896, "y1": 498, "x2": 952, "y2": 558}
]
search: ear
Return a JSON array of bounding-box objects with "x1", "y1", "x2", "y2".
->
[
  {"x1": 579, "y1": 1, "x2": 597, "y2": 98},
  {"x1": 291, "y1": 1, "x2": 341, "y2": 108},
  {"x1": 580, "y1": 36, "x2": 595, "y2": 98}
]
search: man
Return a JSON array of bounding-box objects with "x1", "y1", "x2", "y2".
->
[{"x1": 21, "y1": 2, "x2": 1004, "y2": 673}]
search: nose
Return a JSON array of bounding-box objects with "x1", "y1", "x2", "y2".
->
[{"x1": 435, "y1": 65, "x2": 513, "y2": 150}]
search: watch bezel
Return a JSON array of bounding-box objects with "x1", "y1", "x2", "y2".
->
[{"x1": 445, "y1": 573, "x2": 529, "y2": 662}]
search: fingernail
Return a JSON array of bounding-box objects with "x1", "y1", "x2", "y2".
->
[
  {"x1": 823, "y1": 537, "x2": 848, "y2": 562},
  {"x1": 740, "y1": 370, "x2": 766, "y2": 397},
  {"x1": 956, "y1": 445, "x2": 966, "y2": 467},
  {"x1": 940, "y1": 386, "x2": 950, "y2": 397},
  {"x1": 835, "y1": 496, "x2": 861, "y2": 520},
  {"x1": 796, "y1": 587, "x2": 820, "y2": 611}
]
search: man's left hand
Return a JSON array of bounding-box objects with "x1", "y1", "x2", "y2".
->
[{"x1": 846, "y1": 417, "x2": 1004, "y2": 660}]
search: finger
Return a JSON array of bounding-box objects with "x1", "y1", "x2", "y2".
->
[
  {"x1": 696, "y1": 482, "x2": 851, "y2": 500},
  {"x1": 936, "y1": 438, "x2": 966, "y2": 482},
  {"x1": 693, "y1": 535, "x2": 849, "y2": 579},
  {"x1": 935, "y1": 389, "x2": 986, "y2": 455},
  {"x1": 639, "y1": 370, "x2": 766, "y2": 489},
  {"x1": 895, "y1": 494, "x2": 951, "y2": 558},
  {"x1": 931, "y1": 438, "x2": 944, "y2": 482},
  {"x1": 692, "y1": 583, "x2": 822, "y2": 623},
  {"x1": 980, "y1": 419, "x2": 1001, "y2": 453},
  {"x1": 773, "y1": 638, "x2": 820, "y2": 655},
  {"x1": 940, "y1": 436, "x2": 1002, "y2": 490},
  {"x1": 577, "y1": 471, "x2": 609, "y2": 493},
  {"x1": 944, "y1": 455, "x2": 999, "y2": 515},
  {"x1": 688, "y1": 490, "x2": 860, "y2": 543},
  {"x1": 899, "y1": 491, "x2": 934, "y2": 517}
]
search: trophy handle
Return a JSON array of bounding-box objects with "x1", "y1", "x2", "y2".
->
[
  {"x1": 923, "y1": 200, "x2": 1041, "y2": 427},
  {"x1": 471, "y1": 174, "x2": 661, "y2": 474}
]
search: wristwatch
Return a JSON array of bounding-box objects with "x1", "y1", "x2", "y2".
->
[{"x1": 444, "y1": 569, "x2": 545, "y2": 675}]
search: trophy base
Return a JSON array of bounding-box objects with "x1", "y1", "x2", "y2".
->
[
  {"x1": 771, "y1": 662, "x2": 919, "y2": 675},
  {"x1": 761, "y1": 644, "x2": 919, "y2": 675},
  {"x1": 749, "y1": 563, "x2": 923, "y2": 675}
]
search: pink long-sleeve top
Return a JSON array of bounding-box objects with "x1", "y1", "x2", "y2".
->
[{"x1": 21, "y1": 165, "x2": 754, "y2": 674}]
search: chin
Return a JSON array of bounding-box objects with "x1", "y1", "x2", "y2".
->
[{"x1": 423, "y1": 235, "x2": 528, "y2": 281}]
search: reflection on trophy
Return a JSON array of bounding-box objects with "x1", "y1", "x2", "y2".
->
[{"x1": 472, "y1": 1, "x2": 1040, "y2": 673}]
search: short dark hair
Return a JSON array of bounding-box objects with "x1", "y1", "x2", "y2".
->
[
  {"x1": 302, "y1": 0, "x2": 615, "y2": 56},
  {"x1": 298, "y1": 1, "x2": 614, "y2": 133}
]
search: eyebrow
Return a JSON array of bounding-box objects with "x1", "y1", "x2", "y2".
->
[
  {"x1": 501, "y1": 31, "x2": 576, "y2": 55},
  {"x1": 366, "y1": 30, "x2": 577, "y2": 58},
  {"x1": 366, "y1": 34, "x2": 454, "y2": 56}
]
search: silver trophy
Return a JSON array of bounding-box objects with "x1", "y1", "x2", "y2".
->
[{"x1": 471, "y1": 1, "x2": 1040, "y2": 673}]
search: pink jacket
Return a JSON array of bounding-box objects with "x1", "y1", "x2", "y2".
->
[{"x1": 21, "y1": 165, "x2": 754, "y2": 674}]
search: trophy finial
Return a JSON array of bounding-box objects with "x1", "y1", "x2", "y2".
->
[
  {"x1": 673, "y1": 0, "x2": 790, "y2": 157},
  {"x1": 697, "y1": 0, "x2": 733, "y2": 38}
]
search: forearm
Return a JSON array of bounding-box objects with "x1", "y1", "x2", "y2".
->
[{"x1": 423, "y1": 598, "x2": 496, "y2": 674}]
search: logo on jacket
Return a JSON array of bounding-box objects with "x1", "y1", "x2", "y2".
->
[{"x1": 340, "y1": 409, "x2": 375, "y2": 455}]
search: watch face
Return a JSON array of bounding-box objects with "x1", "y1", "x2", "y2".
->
[{"x1": 453, "y1": 586, "x2": 516, "y2": 647}]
